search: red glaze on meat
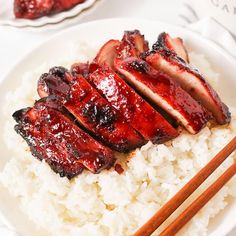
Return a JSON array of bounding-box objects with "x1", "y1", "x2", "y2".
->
[
  {"x1": 157, "y1": 32, "x2": 189, "y2": 62},
  {"x1": 14, "y1": 0, "x2": 85, "y2": 19},
  {"x1": 71, "y1": 62, "x2": 90, "y2": 78},
  {"x1": 65, "y1": 75, "x2": 145, "y2": 152},
  {"x1": 115, "y1": 57, "x2": 210, "y2": 134},
  {"x1": 37, "y1": 67, "x2": 71, "y2": 99},
  {"x1": 38, "y1": 67, "x2": 144, "y2": 152},
  {"x1": 87, "y1": 65, "x2": 178, "y2": 144},
  {"x1": 13, "y1": 97, "x2": 115, "y2": 178},
  {"x1": 145, "y1": 46, "x2": 231, "y2": 125},
  {"x1": 117, "y1": 30, "x2": 149, "y2": 59},
  {"x1": 94, "y1": 40, "x2": 120, "y2": 69}
]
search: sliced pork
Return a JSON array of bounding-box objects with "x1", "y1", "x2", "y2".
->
[
  {"x1": 94, "y1": 40, "x2": 120, "y2": 69},
  {"x1": 157, "y1": 32, "x2": 189, "y2": 62},
  {"x1": 87, "y1": 65, "x2": 179, "y2": 144},
  {"x1": 117, "y1": 30, "x2": 149, "y2": 59},
  {"x1": 115, "y1": 57, "x2": 210, "y2": 134},
  {"x1": 13, "y1": 97, "x2": 115, "y2": 178},
  {"x1": 66, "y1": 76, "x2": 145, "y2": 152},
  {"x1": 145, "y1": 45, "x2": 231, "y2": 124},
  {"x1": 38, "y1": 67, "x2": 145, "y2": 152}
]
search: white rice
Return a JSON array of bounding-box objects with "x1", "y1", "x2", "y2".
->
[{"x1": 0, "y1": 43, "x2": 235, "y2": 236}]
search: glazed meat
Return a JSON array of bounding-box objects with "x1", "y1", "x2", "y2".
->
[
  {"x1": 93, "y1": 30, "x2": 149, "y2": 69},
  {"x1": 66, "y1": 76, "x2": 145, "y2": 152},
  {"x1": 37, "y1": 66, "x2": 71, "y2": 99},
  {"x1": 14, "y1": 0, "x2": 85, "y2": 19},
  {"x1": 94, "y1": 40, "x2": 120, "y2": 69},
  {"x1": 87, "y1": 65, "x2": 179, "y2": 144},
  {"x1": 71, "y1": 62, "x2": 90, "y2": 78},
  {"x1": 117, "y1": 30, "x2": 149, "y2": 59},
  {"x1": 13, "y1": 29, "x2": 231, "y2": 179},
  {"x1": 38, "y1": 67, "x2": 145, "y2": 152},
  {"x1": 157, "y1": 32, "x2": 189, "y2": 62},
  {"x1": 115, "y1": 57, "x2": 210, "y2": 134},
  {"x1": 13, "y1": 97, "x2": 115, "y2": 178},
  {"x1": 145, "y1": 44, "x2": 231, "y2": 124}
]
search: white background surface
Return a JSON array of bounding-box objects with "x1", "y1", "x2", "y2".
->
[{"x1": 0, "y1": 0, "x2": 235, "y2": 235}]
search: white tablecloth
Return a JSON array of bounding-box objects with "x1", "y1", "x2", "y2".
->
[{"x1": 0, "y1": 0, "x2": 235, "y2": 235}]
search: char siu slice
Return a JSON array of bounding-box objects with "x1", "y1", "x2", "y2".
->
[
  {"x1": 157, "y1": 32, "x2": 189, "y2": 62},
  {"x1": 66, "y1": 75, "x2": 145, "y2": 152},
  {"x1": 94, "y1": 40, "x2": 120, "y2": 69},
  {"x1": 115, "y1": 57, "x2": 210, "y2": 134},
  {"x1": 13, "y1": 107, "x2": 84, "y2": 179},
  {"x1": 87, "y1": 65, "x2": 178, "y2": 144},
  {"x1": 117, "y1": 30, "x2": 149, "y2": 59},
  {"x1": 13, "y1": 97, "x2": 115, "y2": 178},
  {"x1": 14, "y1": 0, "x2": 85, "y2": 19},
  {"x1": 145, "y1": 45, "x2": 231, "y2": 124},
  {"x1": 38, "y1": 67, "x2": 145, "y2": 152},
  {"x1": 71, "y1": 62, "x2": 90, "y2": 78},
  {"x1": 37, "y1": 66, "x2": 72, "y2": 98}
]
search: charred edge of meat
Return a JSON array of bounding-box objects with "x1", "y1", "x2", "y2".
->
[
  {"x1": 37, "y1": 67, "x2": 71, "y2": 99},
  {"x1": 12, "y1": 108, "x2": 30, "y2": 123},
  {"x1": 141, "y1": 39, "x2": 187, "y2": 65},
  {"x1": 116, "y1": 57, "x2": 212, "y2": 133},
  {"x1": 15, "y1": 123, "x2": 84, "y2": 179},
  {"x1": 129, "y1": 60, "x2": 149, "y2": 74},
  {"x1": 49, "y1": 66, "x2": 68, "y2": 79},
  {"x1": 123, "y1": 30, "x2": 149, "y2": 52},
  {"x1": 157, "y1": 32, "x2": 189, "y2": 63},
  {"x1": 118, "y1": 30, "x2": 149, "y2": 59},
  {"x1": 71, "y1": 62, "x2": 90, "y2": 78},
  {"x1": 146, "y1": 46, "x2": 231, "y2": 124},
  {"x1": 34, "y1": 96, "x2": 65, "y2": 112},
  {"x1": 14, "y1": 101, "x2": 115, "y2": 177},
  {"x1": 67, "y1": 76, "x2": 145, "y2": 153},
  {"x1": 81, "y1": 103, "x2": 117, "y2": 128},
  {"x1": 94, "y1": 40, "x2": 120, "y2": 69}
]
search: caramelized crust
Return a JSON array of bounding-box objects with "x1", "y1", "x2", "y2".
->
[
  {"x1": 115, "y1": 57, "x2": 210, "y2": 134},
  {"x1": 87, "y1": 65, "x2": 179, "y2": 144},
  {"x1": 38, "y1": 67, "x2": 145, "y2": 152},
  {"x1": 117, "y1": 30, "x2": 149, "y2": 59},
  {"x1": 157, "y1": 32, "x2": 189, "y2": 62},
  {"x1": 145, "y1": 46, "x2": 231, "y2": 124},
  {"x1": 94, "y1": 40, "x2": 120, "y2": 69},
  {"x1": 13, "y1": 98, "x2": 115, "y2": 178},
  {"x1": 66, "y1": 75, "x2": 145, "y2": 152}
]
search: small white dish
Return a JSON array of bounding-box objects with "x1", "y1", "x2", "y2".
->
[
  {"x1": 0, "y1": 18, "x2": 235, "y2": 236},
  {"x1": 0, "y1": 0, "x2": 97, "y2": 27}
]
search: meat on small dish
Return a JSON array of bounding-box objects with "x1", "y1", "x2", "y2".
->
[
  {"x1": 14, "y1": 0, "x2": 86, "y2": 19},
  {"x1": 71, "y1": 62, "x2": 90, "y2": 78}
]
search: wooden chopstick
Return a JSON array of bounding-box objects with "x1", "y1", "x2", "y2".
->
[
  {"x1": 159, "y1": 161, "x2": 236, "y2": 236},
  {"x1": 133, "y1": 136, "x2": 236, "y2": 236}
]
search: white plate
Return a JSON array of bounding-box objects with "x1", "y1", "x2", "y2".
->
[
  {"x1": 0, "y1": 0, "x2": 97, "y2": 27},
  {"x1": 0, "y1": 18, "x2": 236, "y2": 236}
]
